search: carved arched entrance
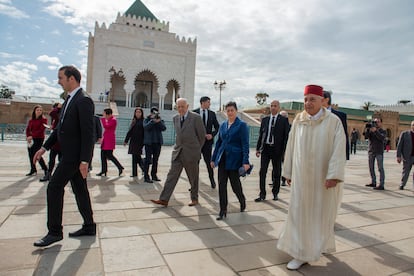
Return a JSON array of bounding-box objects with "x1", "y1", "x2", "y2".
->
[
  {"x1": 132, "y1": 70, "x2": 159, "y2": 108},
  {"x1": 164, "y1": 79, "x2": 180, "y2": 110}
]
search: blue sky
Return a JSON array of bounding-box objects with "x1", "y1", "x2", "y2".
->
[{"x1": 1, "y1": 0, "x2": 413, "y2": 109}]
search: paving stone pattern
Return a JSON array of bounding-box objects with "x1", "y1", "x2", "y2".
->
[{"x1": 0, "y1": 142, "x2": 413, "y2": 275}]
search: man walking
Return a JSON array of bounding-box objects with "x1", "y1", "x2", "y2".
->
[
  {"x1": 350, "y1": 128, "x2": 359, "y2": 154},
  {"x1": 33, "y1": 65, "x2": 96, "y2": 247},
  {"x1": 193, "y1": 96, "x2": 220, "y2": 188},
  {"x1": 396, "y1": 120, "x2": 414, "y2": 190},
  {"x1": 277, "y1": 84, "x2": 346, "y2": 270},
  {"x1": 322, "y1": 91, "x2": 350, "y2": 160},
  {"x1": 255, "y1": 100, "x2": 290, "y2": 201},
  {"x1": 151, "y1": 98, "x2": 206, "y2": 207}
]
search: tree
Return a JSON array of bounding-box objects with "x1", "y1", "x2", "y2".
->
[
  {"x1": 0, "y1": 85, "x2": 14, "y2": 99},
  {"x1": 361, "y1": 101, "x2": 374, "y2": 110},
  {"x1": 255, "y1": 92, "x2": 269, "y2": 106}
]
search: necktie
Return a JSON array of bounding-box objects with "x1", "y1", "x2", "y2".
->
[
  {"x1": 202, "y1": 109, "x2": 206, "y2": 126},
  {"x1": 180, "y1": 116, "x2": 184, "y2": 127},
  {"x1": 268, "y1": 116, "x2": 275, "y2": 144},
  {"x1": 60, "y1": 94, "x2": 71, "y2": 123}
]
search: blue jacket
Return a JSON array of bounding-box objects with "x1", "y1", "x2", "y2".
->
[
  {"x1": 212, "y1": 117, "x2": 250, "y2": 170},
  {"x1": 143, "y1": 117, "x2": 166, "y2": 145}
]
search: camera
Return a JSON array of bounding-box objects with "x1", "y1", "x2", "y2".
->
[
  {"x1": 152, "y1": 111, "x2": 160, "y2": 119},
  {"x1": 365, "y1": 120, "x2": 377, "y2": 129}
]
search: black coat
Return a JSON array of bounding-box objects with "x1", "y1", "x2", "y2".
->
[
  {"x1": 44, "y1": 88, "x2": 94, "y2": 163},
  {"x1": 193, "y1": 108, "x2": 220, "y2": 146},
  {"x1": 256, "y1": 115, "x2": 290, "y2": 156},
  {"x1": 124, "y1": 119, "x2": 144, "y2": 155}
]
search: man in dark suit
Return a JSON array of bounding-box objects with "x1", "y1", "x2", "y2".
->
[
  {"x1": 33, "y1": 65, "x2": 96, "y2": 247},
  {"x1": 193, "y1": 96, "x2": 220, "y2": 188},
  {"x1": 396, "y1": 120, "x2": 414, "y2": 190},
  {"x1": 323, "y1": 91, "x2": 350, "y2": 160},
  {"x1": 255, "y1": 100, "x2": 290, "y2": 201},
  {"x1": 151, "y1": 98, "x2": 206, "y2": 207}
]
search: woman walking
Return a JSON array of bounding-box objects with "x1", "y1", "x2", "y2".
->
[
  {"x1": 124, "y1": 107, "x2": 145, "y2": 178},
  {"x1": 211, "y1": 101, "x2": 250, "y2": 220},
  {"x1": 25, "y1": 105, "x2": 48, "y2": 177},
  {"x1": 97, "y1": 108, "x2": 124, "y2": 176}
]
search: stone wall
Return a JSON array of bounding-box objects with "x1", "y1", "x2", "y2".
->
[{"x1": 0, "y1": 101, "x2": 53, "y2": 124}]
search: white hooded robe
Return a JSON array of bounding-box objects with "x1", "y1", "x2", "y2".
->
[{"x1": 277, "y1": 108, "x2": 346, "y2": 262}]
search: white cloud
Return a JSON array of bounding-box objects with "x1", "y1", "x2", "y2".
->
[
  {"x1": 0, "y1": 0, "x2": 29, "y2": 18},
  {"x1": 36, "y1": 55, "x2": 62, "y2": 69},
  {"x1": 0, "y1": 61, "x2": 60, "y2": 98},
  {"x1": 8, "y1": 0, "x2": 414, "y2": 108}
]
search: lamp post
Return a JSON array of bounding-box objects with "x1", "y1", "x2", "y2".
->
[{"x1": 214, "y1": 80, "x2": 226, "y2": 111}]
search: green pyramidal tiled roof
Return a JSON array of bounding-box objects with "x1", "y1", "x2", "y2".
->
[{"x1": 125, "y1": 0, "x2": 158, "y2": 21}]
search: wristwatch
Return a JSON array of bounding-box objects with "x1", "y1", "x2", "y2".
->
[{"x1": 80, "y1": 161, "x2": 88, "y2": 165}]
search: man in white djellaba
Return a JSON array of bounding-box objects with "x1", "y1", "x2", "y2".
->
[{"x1": 277, "y1": 84, "x2": 346, "y2": 270}]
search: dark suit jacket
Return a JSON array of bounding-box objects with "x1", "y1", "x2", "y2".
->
[
  {"x1": 212, "y1": 117, "x2": 250, "y2": 170},
  {"x1": 44, "y1": 88, "x2": 95, "y2": 163},
  {"x1": 397, "y1": 130, "x2": 413, "y2": 160},
  {"x1": 193, "y1": 108, "x2": 220, "y2": 146},
  {"x1": 172, "y1": 111, "x2": 206, "y2": 164},
  {"x1": 331, "y1": 109, "x2": 350, "y2": 160},
  {"x1": 256, "y1": 115, "x2": 290, "y2": 156}
]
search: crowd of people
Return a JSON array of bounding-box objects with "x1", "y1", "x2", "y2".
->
[{"x1": 26, "y1": 65, "x2": 414, "y2": 270}]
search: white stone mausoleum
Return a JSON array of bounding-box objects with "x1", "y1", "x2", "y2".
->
[{"x1": 86, "y1": 0, "x2": 197, "y2": 110}]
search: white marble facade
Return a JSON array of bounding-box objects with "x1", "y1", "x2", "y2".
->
[{"x1": 86, "y1": 4, "x2": 196, "y2": 110}]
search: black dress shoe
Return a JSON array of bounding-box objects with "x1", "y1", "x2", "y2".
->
[
  {"x1": 144, "y1": 177, "x2": 153, "y2": 183},
  {"x1": 69, "y1": 226, "x2": 96, "y2": 237},
  {"x1": 373, "y1": 186, "x2": 384, "y2": 190},
  {"x1": 254, "y1": 197, "x2": 265, "y2": 202},
  {"x1": 240, "y1": 200, "x2": 246, "y2": 212},
  {"x1": 118, "y1": 168, "x2": 124, "y2": 176},
  {"x1": 399, "y1": 185, "x2": 404, "y2": 190},
  {"x1": 211, "y1": 180, "x2": 216, "y2": 189},
  {"x1": 152, "y1": 175, "x2": 161, "y2": 181},
  {"x1": 273, "y1": 195, "x2": 279, "y2": 201},
  {"x1": 96, "y1": 172, "x2": 107, "y2": 176},
  {"x1": 365, "y1": 183, "x2": 375, "y2": 187},
  {"x1": 26, "y1": 170, "x2": 37, "y2": 176},
  {"x1": 33, "y1": 234, "x2": 63, "y2": 247}
]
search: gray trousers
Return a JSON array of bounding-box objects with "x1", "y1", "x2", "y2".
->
[
  {"x1": 400, "y1": 156, "x2": 414, "y2": 187},
  {"x1": 159, "y1": 153, "x2": 200, "y2": 201},
  {"x1": 368, "y1": 152, "x2": 385, "y2": 187}
]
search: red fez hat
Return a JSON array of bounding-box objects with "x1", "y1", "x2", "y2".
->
[{"x1": 304, "y1": 85, "x2": 323, "y2": 97}]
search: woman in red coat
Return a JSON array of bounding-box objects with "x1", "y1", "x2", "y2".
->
[
  {"x1": 25, "y1": 105, "x2": 48, "y2": 176},
  {"x1": 97, "y1": 108, "x2": 124, "y2": 176}
]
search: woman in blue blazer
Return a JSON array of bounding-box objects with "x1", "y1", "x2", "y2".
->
[{"x1": 211, "y1": 101, "x2": 250, "y2": 220}]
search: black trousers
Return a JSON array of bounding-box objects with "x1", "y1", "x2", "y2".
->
[
  {"x1": 259, "y1": 145, "x2": 282, "y2": 198},
  {"x1": 47, "y1": 161, "x2": 94, "y2": 236},
  {"x1": 28, "y1": 138, "x2": 47, "y2": 172},
  {"x1": 218, "y1": 155, "x2": 245, "y2": 212},
  {"x1": 100, "y1": 149, "x2": 123, "y2": 173},
  {"x1": 350, "y1": 141, "x2": 357, "y2": 154},
  {"x1": 48, "y1": 148, "x2": 62, "y2": 173},
  {"x1": 131, "y1": 153, "x2": 143, "y2": 177},
  {"x1": 201, "y1": 142, "x2": 215, "y2": 184},
  {"x1": 144, "y1": 143, "x2": 161, "y2": 177}
]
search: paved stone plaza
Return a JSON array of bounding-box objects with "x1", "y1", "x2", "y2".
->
[{"x1": 0, "y1": 141, "x2": 414, "y2": 275}]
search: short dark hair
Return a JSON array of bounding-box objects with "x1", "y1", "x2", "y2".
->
[
  {"x1": 323, "y1": 91, "x2": 332, "y2": 105},
  {"x1": 150, "y1": 106, "x2": 159, "y2": 113},
  {"x1": 104, "y1": 108, "x2": 113, "y2": 115},
  {"x1": 200, "y1": 96, "x2": 210, "y2": 104},
  {"x1": 225, "y1": 101, "x2": 238, "y2": 111},
  {"x1": 59, "y1": 65, "x2": 81, "y2": 83}
]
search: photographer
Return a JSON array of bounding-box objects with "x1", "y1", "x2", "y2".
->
[
  {"x1": 143, "y1": 107, "x2": 166, "y2": 183},
  {"x1": 363, "y1": 118, "x2": 386, "y2": 190}
]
